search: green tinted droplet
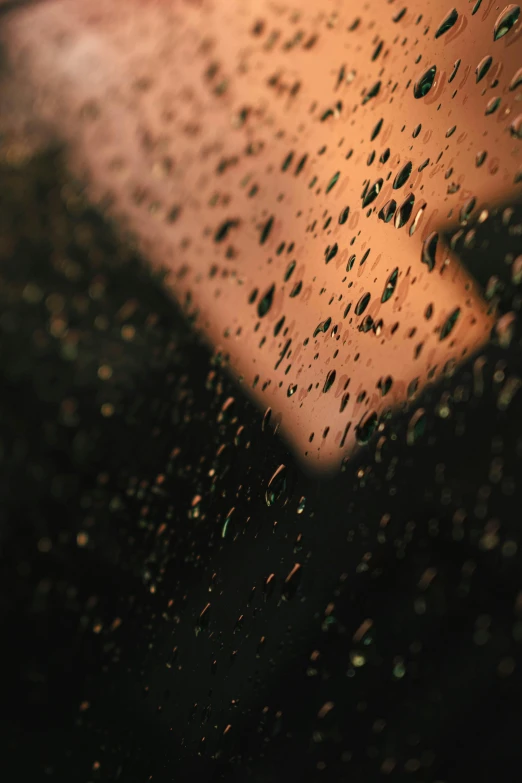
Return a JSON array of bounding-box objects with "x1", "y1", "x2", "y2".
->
[
  {"x1": 323, "y1": 369, "x2": 336, "y2": 393},
  {"x1": 325, "y1": 243, "x2": 338, "y2": 263},
  {"x1": 284, "y1": 260, "x2": 296, "y2": 281},
  {"x1": 355, "y1": 292, "x2": 371, "y2": 315},
  {"x1": 326, "y1": 171, "x2": 340, "y2": 193},
  {"x1": 476, "y1": 150, "x2": 487, "y2": 167},
  {"x1": 289, "y1": 280, "x2": 303, "y2": 297},
  {"x1": 382, "y1": 268, "x2": 399, "y2": 302},
  {"x1": 476, "y1": 55, "x2": 493, "y2": 83},
  {"x1": 314, "y1": 317, "x2": 332, "y2": 338},
  {"x1": 378, "y1": 199, "x2": 397, "y2": 223},
  {"x1": 258, "y1": 284, "x2": 275, "y2": 317},
  {"x1": 340, "y1": 391, "x2": 350, "y2": 412},
  {"x1": 413, "y1": 66, "x2": 437, "y2": 99},
  {"x1": 493, "y1": 5, "x2": 520, "y2": 41},
  {"x1": 359, "y1": 315, "x2": 374, "y2": 332},
  {"x1": 440, "y1": 307, "x2": 461, "y2": 340},
  {"x1": 393, "y1": 161, "x2": 412, "y2": 189},
  {"x1": 460, "y1": 197, "x2": 476, "y2": 224},
  {"x1": 395, "y1": 193, "x2": 415, "y2": 228},
  {"x1": 362, "y1": 178, "x2": 383, "y2": 207},
  {"x1": 265, "y1": 464, "x2": 288, "y2": 507},
  {"x1": 434, "y1": 8, "x2": 458, "y2": 38},
  {"x1": 362, "y1": 80, "x2": 381, "y2": 105},
  {"x1": 510, "y1": 68, "x2": 522, "y2": 90},
  {"x1": 356, "y1": 411, "x2": 378, "y2": 445},
  {"x1": 281, "y1": 151, "x2": 294, "y2": 171},
  {"x1": 260, "y1": 215, "x2": 274, "y2": 245},
  {"x1": 339, "y1": 206, "x2": 350, "y2": 224},
  {"x1": 287, "y1": 383, "x2": 297, "y2": 397},
  {"x1": 347, "y1": 254, "x2": 356, "y2": 272}
]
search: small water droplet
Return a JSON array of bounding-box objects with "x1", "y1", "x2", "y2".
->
[
  {"x1": 258, "y1": 284, "x2": 275, "y2": 317},
  {"x1": 393, "y1": 161, "x2": 413, "y2": 189},
  {"x1": 382, "y1": 268, "x2": 399, "y2": 302},
  {"x1": 476, "y1": 55, "x2": 493, "y2": 83},
  {"x1": 362, "y1": 178, "x2": 383, "y2": 207},
  {"x1": 395, "y1": 193, "x2": 415, "y2": 228},
  {"x1": 439, "y1": 307, "x2": 461, "y2": 340},
  {"x1": 265, "y1": 464, "x2": 288, "y2": 506},
  {"x1": 422, "y1": 232, "x2": 438, "y2": 271},
  {"x1": 378, "y1": 199, "x2": 397, "y2": 223},
  {"x1": 323, "y1": 369, "x2": 336, "y2": 393},
  {"x1": 339, "y1": 206, "x2": 350, "y2": 224}
]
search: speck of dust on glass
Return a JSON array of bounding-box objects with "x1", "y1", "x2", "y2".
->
[{"x1": 0, "y1": 0, "x2": 521, "y2": 781}]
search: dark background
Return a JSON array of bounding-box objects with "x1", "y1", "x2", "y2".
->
[{"x1": 2, "y1": 152, "x2": 522, "y2": 782}]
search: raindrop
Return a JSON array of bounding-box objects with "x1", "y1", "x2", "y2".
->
[
  {"x1": 434, "y1": 8, "x2": 458, "y2": 38},
  {"x1": 476, "y1": 55, "x2": 493, "y2": 83},
  {"x1": 325, "y1": 243, "x2": 338, "y2": 263},
  {"x1": 323, "y1": 369, "x2": 336, "y2": 393},
  {"x1": 510, "y1": 115, "x2": 522, "y2": 139},
  {"x1": 493, "y1": 5, "x2": 520, "y2": 41},
  {"x1": 422, "y1": 232, "x2": 439, "y2": 271},
  {"x1": 378, "y1": 199, "x2": 397, "y2": 223},
  {"x1": 356, "y1": 411, "x2": 379, "y2": 445},
  {"x1": 284, "y1": 260, "x2": 296, "y2": 281},
  {"x1": 395, "y1": 193, "x2": 415, "y2": 228},
  {"x1": 339, "y1": 206, "x2": 350, "y2": 224},
  {"x1": 393, "y1": 161, "x2": 412, "y2": 189},
  {"x1": 258, "y1": 284, "x2": 275, "y2": 317},
  {"x1": 265, "y1": 464, "x2": 288, "y2": 506},
  {"x1": 362, "y1": 178, "x2": 383, "y2": 207},
  {"x1": 407, "y1": 409, "x2": 426, "y2": 445},
  {"x1": 440, "y1": 307, "x2": 461, "y2": 340},
  {"x1": 413, "y1": 66, "x2": 437, "y2": 99},
  {"x1": 485, "y1": 96, "x2": 501, "y2": 115},
  {"x1": 326, "y1": 171, "x2": 340, "y2": 193},
  {"x1": 289, "y1": 280, "x2": 303, "y2": 297},
  {"x1": 314, "y1": 317, "x2": 332, "y2": 337},
  {"x1": 382, "y1": 268, "x2": 399, "y2": 302},
  {"x1": 371, "y1": 118, "x2": 383, "y2": 141},
  {"x1": 260, "y1": 215, "x2": 274, "y2": 244},
  {"x1": 355, "y1": 292, "x2": 371, "y2": 315},
  {"x1": 448, "y1": 59, "x2": 461, "y2": 84}
]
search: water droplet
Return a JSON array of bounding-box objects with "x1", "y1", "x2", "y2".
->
[
  {"x1": 284, "y1": 260, "x2": 296, "y2": 281},
  {"x1": 297, "y1": 496, "x2": 306, "y2": 514},
  {"x1": 356, "y1": 411, "x2": 379, "y2": 445},
  {"x1": 382, "y1": 268, "x2": 399, "y2": 302},
  {"x1": 413, "y1": 66, "x2": 437, "y2": 99},
  {"x1": 265, "y1": 464, "x2": 288, "y2": 506},
  {"x1": 362, "y1": 80, "x2": 381, "y2": 105},
  {"x1": 287, "y1": 383, "x2": 298, "y2": 397},
  {"x1": 407, "y1": 409, "x2": 426, "y2": 445},
  {"x1": 434, "y1": 8, "x2": 458, "y2": 38},
  {"x1": 323, "y1": 369, "x2": 336, "y2": 393},
  {"x1": 448, "y1": 59, "x2": 461, "y2": 84},
  {"x1": 378, "y1": 199, "x2": 397, "y2": 223},
  {"x1": 510, "y1": 115, "x2": 522, "y2": 139},
  {"x1": 485, "y1": 96, "x2": 501, "y2": 115},
  {"x1": 493, "y1": 5, "x2": 520, "y2": 41},
  {"x1": 215, "y1": 219, "x2": 239, "y2": 242},
  {"x1": 362, "y1": 178, "x2": 383, "y2": 207},
  {"x1": 378, "y1": 376, "x2": 393, "y2": 396},
  {"x1": 370, "y1": 118, "x2": 383, "y2": 141},
  {"x1": 439, "y1": 307, "x2": 461, "y2": 340},
  {"x1": 422, "y1": 232, "x2": 439, "y2": 271},
  {"x1": 314, "y1": 317, "x2": 332, "y2": 337},
  {"x1": 339, "y1": 206, "x2": 350, "y2": 224},
  {"x1": 289, "y1": 280, "x2": 303, "y2": 297},
  {"x1": 258, "y1": 284, "x2": 275, "y2": 317},
  {"x1": 476, "y1": 55, "x2": 493, "y2": 83},
  {"x1": 260, "y1": 215, "x2": 274, "y2": 244},
  {"x1": 395, "y1": 193, "x2": 415, "y2": 228},
  {"x1": 393, "y1": 161, "x2": 412, "y2": 189},
  {"x1": 325, "y1": 243, "x2": 338, "y2": 263},
  {"x1": 326, "y1": 171, "x2": 340, "y2": 193},
  {"x1": 355, "y1": 292, "x2": 371, "y2": 315},
  {"x1": 509, "y1": 67, "x2": 522, "y2": 90},
  {"x1": 282, "y1": 563, "x2": 302, "y2": 600}
]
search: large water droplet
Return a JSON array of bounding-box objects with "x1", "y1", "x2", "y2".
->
[
  {"x1": 413, "y1": 66, "x2": 437, "y2": 99},
  {"x1": 378, "y1": 199, "x2": 397, "y2": 223},
  {"x1": 395, "y1": 193, "x2": 415, "y2": 228},
  {"x1": 393, "y1": 161, "x2": 413, "y2": 189},
  {"x1": 493, "y1": 5, "x2": 520, "y2": 41},
  {"x1": 362, "y1": 178, "x2": 383, "y2": 207},
  {"x1": 434, "y1": 8, "x2": 458, "y2": 38}
]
